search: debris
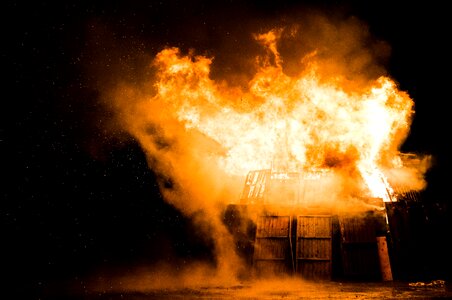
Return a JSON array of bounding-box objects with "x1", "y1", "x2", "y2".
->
[{"x1": 409, "y1": 280, "x2": 445, "y2": 288}]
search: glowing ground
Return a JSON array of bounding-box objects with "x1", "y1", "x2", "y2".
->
[{"x1": 39, "y1": 278, "x2": 452, "y2": 299}]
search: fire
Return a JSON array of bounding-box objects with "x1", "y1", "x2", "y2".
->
[{"x1": 150, "y1": 29, "x2": 414, "y2": 202}]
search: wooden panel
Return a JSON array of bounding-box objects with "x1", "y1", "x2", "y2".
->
[
  {"x1": 253, "y1": 216, "x2": 292, "y2": 277},
  {"x1": 240, "y1": 170, "x2": 270, "y2": 204},
  {"x1": 339, "y1": 216, "x2": 376, "y2": 243},
  {"x1": 297, "y1": 261, "x2": 331, "y2": 279},
  {"x1": 297, "y1": 239, "x2": 331, "y2": 259},
  {"x1": 254, "y1": 239, "x2": 288, "y2": 259},
  {"x1": 339, "y1": 215, "x2": 380, "y2": 279},
  {"x1": 296, "y1": 215, "x2": 332, "y2": 280},
  {"x1": 298, "y1": 215, "x2": 331, "y2": 237},
  {"x1": 256, "y1": 215, "x2": 290, "y2": 237}
]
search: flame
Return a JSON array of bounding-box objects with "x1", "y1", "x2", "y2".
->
[
  {"x1": 104, "y1": 18, "x2": 434, "y2": 281},
  {"x1": 150, "y1": 30, "x2": 414, "y2": 202}
]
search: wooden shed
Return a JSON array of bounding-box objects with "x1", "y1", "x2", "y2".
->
[{"x1": 224, "y1": 168, "x2": 400, "y2": 281}]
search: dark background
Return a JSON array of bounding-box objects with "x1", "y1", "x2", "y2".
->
[{"x1": 4, "y1": 0, "x2": 451, "y2": 296}]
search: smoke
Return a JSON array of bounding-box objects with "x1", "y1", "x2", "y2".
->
[
  {"x1": 85, "y1": 267, "x2": 351, "y2": 297},
  {"x1": 264, "y1": 12, "x2": 391, "y2": 90},
  {"x1": 85, "y1": 8, "x2": 431, "y2": 286},
  {"x1": 385, "y1": 153, "x2": 432, "y2": 192},
  {"x1": 107, "y1": 82, "x2": 245, "y2": 281},
  {"x1": 91, "y1": 262, "x2": 237, "y2": 292}
]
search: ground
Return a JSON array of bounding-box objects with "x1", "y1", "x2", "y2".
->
[{"x1": 37, "y1": 278, "x2": 452, "y2": 299}]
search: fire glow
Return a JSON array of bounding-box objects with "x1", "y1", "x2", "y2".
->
[
  {"x1": 106, "y1": 14, "x2": 433, "y2": 285},
  {"x1": 152, "y1": 29, "x2": 414, "y2": 203}
]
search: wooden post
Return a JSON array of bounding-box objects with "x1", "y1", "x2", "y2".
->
[{"x1": 376, "y1": 236, "x2": 393, "y2": 281}]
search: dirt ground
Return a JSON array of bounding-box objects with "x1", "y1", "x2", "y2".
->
[{"x1": 38, "y1": 278, "x2": 452, "y2": 299}]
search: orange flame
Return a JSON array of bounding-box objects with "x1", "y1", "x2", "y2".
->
[{"x1": 150, "y1": 30, "x2": 415, "y2": 202}]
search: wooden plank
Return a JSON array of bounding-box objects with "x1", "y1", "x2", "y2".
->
[
  {"x1": 376, "y1": 236, "x2": 393, "y2": 281},
  {"x1": 296, "y1": 215, "x2": 332, "y2": 280},
  {"x1": 256, "y1": 215, "x2": 290, "y2": 237},
  {"x1": 240, "y1": 170, "x2": 271, "y2": 204},
  {"x1": 338, "y1": 215, "x2": 380, "y2": 279},
  {"x1": 253, "y1": 215, "x2": 292, "y2": 277},
  {"x1": 254, "y1": 238, "x2": 288, "y2": 260}
]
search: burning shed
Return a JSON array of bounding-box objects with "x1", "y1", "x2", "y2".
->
[
  {"x1": 113, "y1": 21, "x2": 432, "y2": 284},
  {"x1": 224, "y1": 164, "x2": 423, "y2": 281}
]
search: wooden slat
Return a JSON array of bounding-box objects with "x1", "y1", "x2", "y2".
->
[
  {"x1": 296, "y1": 215, "x2": 332, "y2": 280},
  {"x1": 338, "y1": 215, "x2": 380, "y2": 279},
  {"x1": 253, "y1": 215, "x2": 292, "y2": 277},
  {"x1": 240, "y1": 170, "x2": 271, "y2": 204},
  {"x1": 256, "y1": 216, "x2": 290, "y2": 237}
]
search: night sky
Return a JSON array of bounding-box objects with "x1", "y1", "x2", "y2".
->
[{"x1": 4, "y1": 0, "x2": 452, "y2": 297}]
